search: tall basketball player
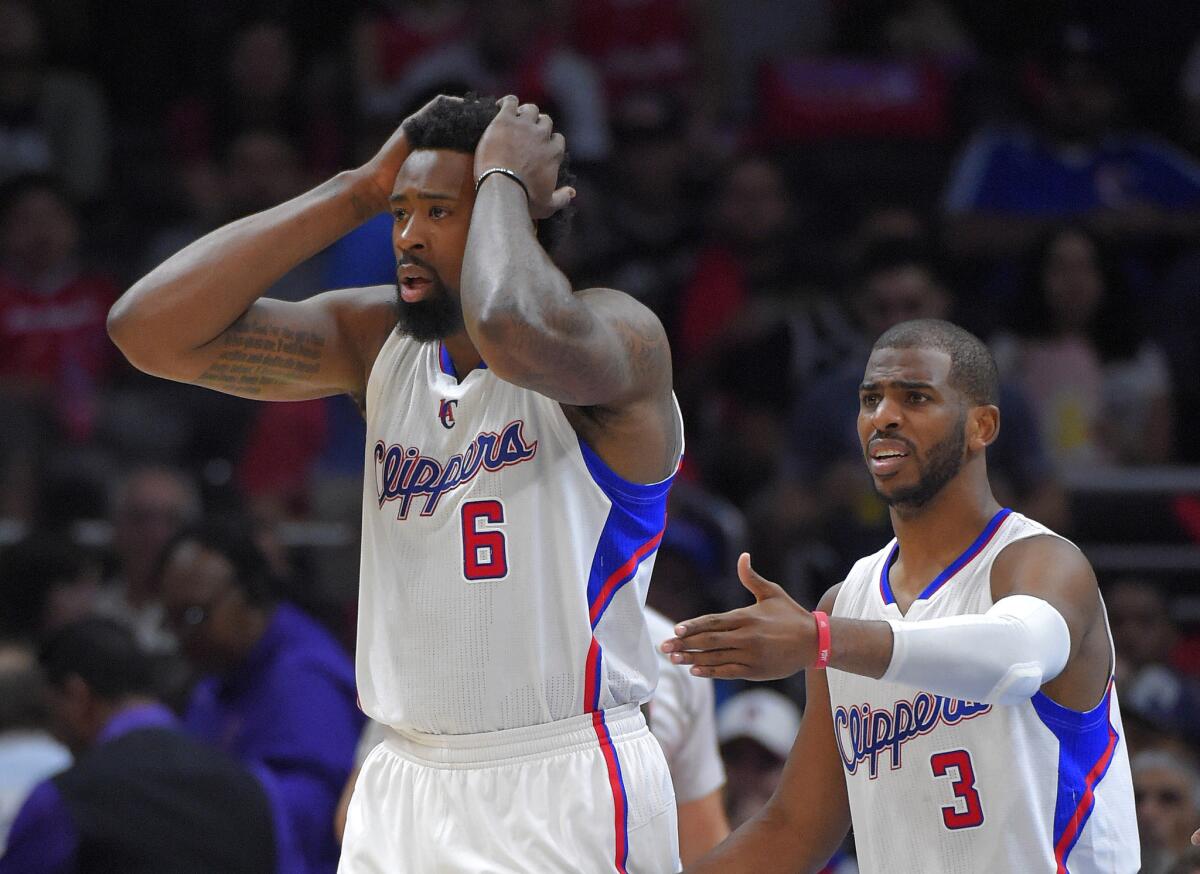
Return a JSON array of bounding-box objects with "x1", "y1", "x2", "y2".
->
[
  {"x1": 663, "y1": 319, "x2": 1139, "y2": 872},
  {"x1": 108, "y1": 95, "x2": 683, "y2": 872}
]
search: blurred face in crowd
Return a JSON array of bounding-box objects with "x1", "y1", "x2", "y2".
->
[
  {"x1": 720, "y1": 738, "x2": 786, "y2": 829},
  {"x1": 113, "y1": 469, "x2": 198, "y2": 593},
  {"x1": 716, "y1": 157, "x2": 792, "y2": 249},
  {"x1": 1135, "y1": 763, "x2": 1199, "y2": 856},
  {"x1": 856, "y1": 264, "x2": 950, "y2": 341},
  {"x1": 1107, "y1": 580, "x2": 1174, "y2": 671},
  {"x1": 1041, "y1": 229, "x2": 1104, "y2": 332},
  {"x1": 224, "y1": 132, "x2": 305, "y2": 219},
  {"x1": 0, "y1": 185, "x2": 79, "y2": 281},
  {"x1": 390, "y1": 149, "x2": 475, "y2": 340},
  {"x1": 161, "y1": 540, "x2": 254, "y2": 672},
  {"x1": 858, "y1": 347, "x2": 971, "y2": 511},
  {"x1": 1041, "y1": 59, "x2": 1118, "y2": 143},
  {"x1": 228, "y1": 21, "x2": 294, "y2": 102}
]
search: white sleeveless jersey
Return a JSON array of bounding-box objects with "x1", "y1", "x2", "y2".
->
[
  {"x1": 357, "y1": 333, "x2": 682, "y2": 735},
  {"x1": 827, "y1": 509, "x2": 1139, "y2": 873}
]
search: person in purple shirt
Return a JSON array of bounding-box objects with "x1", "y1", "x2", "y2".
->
[
  {"x1": 0, "y1": 617, "x2": 291, "y2": 874},
  {"x1": 159, "y1": 518, "x2": 363, "y2": 874}
]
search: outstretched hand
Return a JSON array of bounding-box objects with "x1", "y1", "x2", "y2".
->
[
  {"x1": 660, "y1": 554, "x2": 816, "y2": 681},
  {"x1": 474, "y1": 95, "x2": 575, "y2": 219}
]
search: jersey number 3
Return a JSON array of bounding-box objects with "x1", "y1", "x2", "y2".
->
[
  {"x1": 930, "y1": 750, "x2": 984, "y2": 830},
  {"x1": 462, "y1": 500, "x2": 508, "y2": 580}
]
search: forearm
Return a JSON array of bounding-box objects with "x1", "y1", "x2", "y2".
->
[
  {"x1": 460, "y1": 176, "x2": 577, "y2": 359},
  {"x1": 685, "y1": 801, "x2": 833, "y2": 874},
  {"x1": 108, "y1": 171, "x2": 381, "y2": 368}
]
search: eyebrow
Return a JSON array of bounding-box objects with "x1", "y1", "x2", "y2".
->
[
  {"x1": 859, "y1": 379, "x2": 937, "y2": 392},
  {"x1": 388, "y1": 191, "x2": 458, "y2": 203}
]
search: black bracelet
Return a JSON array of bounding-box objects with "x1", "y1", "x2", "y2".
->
[{"x1": 474, "y1": 167, "x2": 530, "y2": 203}]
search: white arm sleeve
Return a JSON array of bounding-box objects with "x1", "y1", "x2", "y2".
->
[{"x1": 880, "y1": 594, "x2": 1071, "y2": 706}]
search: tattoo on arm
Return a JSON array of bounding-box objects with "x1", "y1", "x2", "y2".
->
[{"x1": 196, "y1": 317, "x2": 325, "y2": 395}]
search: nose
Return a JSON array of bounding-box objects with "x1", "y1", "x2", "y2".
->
[
  {"x1": 393, "y1": 213, "x2": 428, "y2": 253},
  {"x1": 870, "y1": 395, "x2": 904, "y2": 432}
]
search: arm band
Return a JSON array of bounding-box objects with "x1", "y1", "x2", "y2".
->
[{"x1": 880, "y1": 594, "x2": 1071, "y2": 706}]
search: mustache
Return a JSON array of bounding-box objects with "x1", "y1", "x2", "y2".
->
[{"x1": 867, "y1": 433, "x2": 917, "y2": 454}]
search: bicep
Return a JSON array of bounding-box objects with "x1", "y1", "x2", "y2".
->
[
  {"x1": 490, "y1": 288, "x2": 672, "y2": 408},
  {"x1": 176, "y1": 288, "x2": 392, "y2": 402}
]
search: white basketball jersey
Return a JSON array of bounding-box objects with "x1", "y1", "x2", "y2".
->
[
  {"x1": 827, "y1": 509, "x2": 1139, "y2": 873},
  {"x1": 357, "y1": 333, "x2": 682, "y2": 735}
]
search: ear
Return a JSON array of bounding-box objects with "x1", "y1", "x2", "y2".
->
[{"x1": 969, "y1": 404, "x2": 1000, "y2": 451}]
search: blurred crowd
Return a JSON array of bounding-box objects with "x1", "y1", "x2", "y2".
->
[{"x1": 2, "y1": 0, "x2": 1200, "y2": 870}]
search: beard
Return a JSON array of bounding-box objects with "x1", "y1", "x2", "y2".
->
[
  {"x1": 393, "y1": 274, "x2": 463, "y2": 342},
  {"x1": 873, "y1": 412, "x2": 967, "y2": 510}
]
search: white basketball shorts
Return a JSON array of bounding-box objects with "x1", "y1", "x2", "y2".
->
[{"x1": 338, "y1": 704, "x2": 680, "y2": 873}]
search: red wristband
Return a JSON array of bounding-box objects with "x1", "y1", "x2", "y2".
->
[{"x1": 812, "y1": 610, "x2": 831, "y2": 670}]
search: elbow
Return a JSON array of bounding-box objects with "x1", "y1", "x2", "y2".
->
[{"x1": 106, "y1": 291, "x2": 162, "y2": 374}]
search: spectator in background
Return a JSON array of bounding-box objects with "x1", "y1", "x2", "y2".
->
[
  {"x1": 0, "y1": 619, "x2": 288, "y2": 874},
  {"x1": 363, "y1": 0, "x2": 611, "y2": 163},
  {"x1": 992, "y1": 225, "x2": 1173, "y2": 467},
  {"x1": 352, "y1": 0, "x2": 470, "y2": 125},
  {"x1": 166, "y1": 19, "x2": 345, "y2": 177},
  {"x1": 677, "y1": 152, "x2": 856, "y2": 505},
  {"x1": 1134, "y1": 750, "x2": 1200, "y2": 874},
  {"x1": 0, "y1": 174, "x2": 120, "y2": 444},
  {"x1": 92, "y1": 465, "x2": 200, "y2": 655},
  {"x1": 160, "y1": 519, "x2": 361, "y2": 874},
  {"x1": 1108, "y1": 579, "x2": 1200, "y2": 747},
  {"x1": 943, "y1": 22, "x2": 1200, "y2": 260},
  {"x1": 576, "y1": 90, "x2": 701, "y2": 320},
  {"x1": 0, "y1": 535, "x2": 99, "y2": 642},
  {"x1": 715, "y1": 689, "x2": 800, "y2": 830},
  {"x1": 0, "y1": 1, "x2": 109, "y2": 201},
  {"x1": 0, "y1": 640, "x2": 70, "y2": 852}
]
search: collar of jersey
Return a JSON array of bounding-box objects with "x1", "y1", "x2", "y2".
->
[
  {"x1": 439, "y1": 341, "x2": 488, "y2": 380},
  {"x1": 879, "y1": 507, "x2": 1013, "y2": 606}
]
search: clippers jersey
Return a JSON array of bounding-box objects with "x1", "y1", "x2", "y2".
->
[
  {"x1": 357, "y1": 332, "x2": 682, "y2": 735},
  {"x1": 827, "y1": 509, "x2": 1139, "y2": 873}
]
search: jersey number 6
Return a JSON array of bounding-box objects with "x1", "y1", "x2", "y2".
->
[
  {"x1": 462, "y1": 500, "x2": 508, "y2": 580},
  {"x1": 930, "y1": 749, "x2": 984, "y2": 830}
]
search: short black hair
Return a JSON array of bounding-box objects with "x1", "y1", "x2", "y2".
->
[
  {"x1": 872, "y1": 318, "x2": 999, "y2": 406},
  {"x1": 161, "y1": 517, "x2": 277, "y2": 607},
  {"x1": 0, "y1": 533, "x2": 92, "y2": 640},
  {"x1": 400, "y1": 94, "x2": 575, "y2": 253},
  {"x1": 40, "y1": 618, "x2": 153, "y2": 701}
]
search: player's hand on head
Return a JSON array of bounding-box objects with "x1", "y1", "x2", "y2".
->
[
  {"x1": 360, "y1": 94, "x2": 465, "y2": 211},
  {"x1": 475, "y1": 95, "x2": 575, "y2": 220},
  {"x1": 659, "y1": 554, "x2": 816, "y2": 681}
]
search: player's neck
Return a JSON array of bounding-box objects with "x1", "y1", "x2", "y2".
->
[
  {"x1": 442, "y1": 331, "x2": 483, "y2": 378},
  {"x1": 888, "y1": 479, "x2": 1001, "y2": 591}
]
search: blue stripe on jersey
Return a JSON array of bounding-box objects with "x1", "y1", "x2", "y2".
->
[
  {"x1": 1031, "y1": 682, "x2": 1120, "y2": 872},
  {"x1": 437, "y1": 342, "x2": 487, "y2": 378},
  {"x1": 880, "y1": 507, "x2": 1012, "y2": 605},
  {"x1": 578, "y1": 437, "x2": 673, "y2": 616}
]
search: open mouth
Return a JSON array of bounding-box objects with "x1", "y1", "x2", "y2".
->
[
  {"x1": 868, "y1": 440, "x2": 912, "y2": 475},
  {"x1": 398, "y1": 268, "x2": 435, "y2": 303}
]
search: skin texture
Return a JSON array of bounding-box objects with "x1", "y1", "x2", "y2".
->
[
  {"x1": 665, "y1": 344, "x2": 1114, "y2": 872},
  {"x1": 107, "y1": 95, "x2": 677, "y2": 484}
]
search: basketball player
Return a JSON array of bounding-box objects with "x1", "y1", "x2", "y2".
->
[
  {"x1": 662, "y1": 319, "x2": 1139, "y2": 872},
  {"x1": 107, "y1": 94, "x2": 683, "y2": 872}
]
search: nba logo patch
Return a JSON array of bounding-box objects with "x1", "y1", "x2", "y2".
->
[{"x1": 438, "y1": 399, "x2": 458, "y2": 429}]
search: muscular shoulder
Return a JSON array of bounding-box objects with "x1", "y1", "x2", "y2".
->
[
  {"x1": 578, "y1": 287, "x2": 672, "y2": 387},
  {"x1": 990, "y1": 533, "x2": 1096, "y2": 605}
]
